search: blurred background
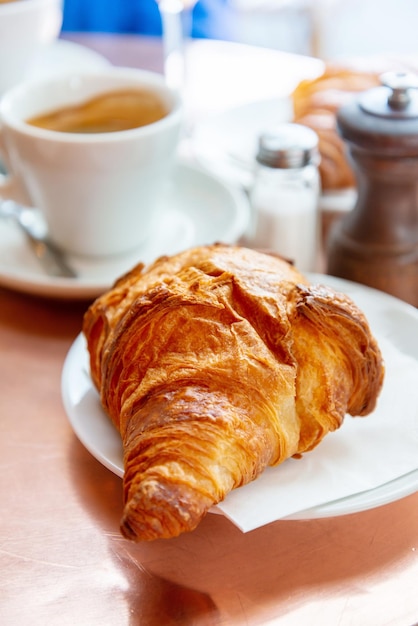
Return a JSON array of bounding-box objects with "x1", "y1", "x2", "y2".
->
[{"x1": 61, "y1": 0, "x2": 418, "y2": 60}]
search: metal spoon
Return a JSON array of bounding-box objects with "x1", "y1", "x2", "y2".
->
[{"x1": 0, "y1": 199, "x2": 77, "y2": 278}]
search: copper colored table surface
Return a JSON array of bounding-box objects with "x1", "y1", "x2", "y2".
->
[{"x1": 1, "y1": 35, "x2": 418, "y2": 626}]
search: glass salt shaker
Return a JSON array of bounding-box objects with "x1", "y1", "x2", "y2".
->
[{"x1": 249, "y1": 123, "x2": 320, "y2": 272}]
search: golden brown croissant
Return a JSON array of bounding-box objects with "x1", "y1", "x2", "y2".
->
[
  {"x1": 292, "y1": 65, "x2": 380, "y2": 190},
  {"x1": 83, "y1": 244, "x2": 384, "y2": 541}
]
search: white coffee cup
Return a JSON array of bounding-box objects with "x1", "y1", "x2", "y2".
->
[
  {"x1": 0, "y1": 68, "x2": 183, "y2": 257},
  {"x1": 0, "y1": 0, "x2": 63, "y2": 95}
]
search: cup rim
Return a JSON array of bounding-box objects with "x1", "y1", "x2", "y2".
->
[{"x1": 0, "y1": 67, "x2": 183, "y2": 143}]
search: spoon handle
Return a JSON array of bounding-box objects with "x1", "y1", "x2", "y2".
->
[
  {"x1": 24, "y1": 231, "x2": 78, "y2": 279},
  {"x1": 0, "y1": 200, "x2": 77, "y2": 279}
]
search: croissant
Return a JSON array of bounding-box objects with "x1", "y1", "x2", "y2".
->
[
  {"x1": 292, "y1": 65, "x2": 380, "y2": 190},
  {"x1": 83, "y1": 244, "x2": 384, "y2": 541}
]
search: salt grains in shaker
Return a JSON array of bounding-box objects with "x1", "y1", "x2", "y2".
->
[{"x1": 249, "y1": 124, "x2": 320, "y2": 272}]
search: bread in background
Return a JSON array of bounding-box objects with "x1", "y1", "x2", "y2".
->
[{"x1": 292, "y1": 65, "x2": 380, "y2": 190}]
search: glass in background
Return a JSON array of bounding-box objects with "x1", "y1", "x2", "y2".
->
[{"x1": 155, "y1": 0, "x2": 198, "y2": 92}]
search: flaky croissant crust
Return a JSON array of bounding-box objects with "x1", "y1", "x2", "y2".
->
[{"x1": 83, "y1": 244, "x2": 384, "y2": 541}]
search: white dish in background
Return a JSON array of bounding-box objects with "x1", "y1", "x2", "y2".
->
[
  {"x1": 0, "y1": 161, "x2": 250, "y2": 300},
  {"x1": 61, "y1": 275, "x2": 418, "y2": 526},
  {"x1": 192, "y1": 97, "x2": 358, "y2": 219},
  {"x1": 25, "y1": 38, "x2": 110, "y2": 81},
  {"x1": 192, "y1": 97, "x2": 293, "y2": 189}
]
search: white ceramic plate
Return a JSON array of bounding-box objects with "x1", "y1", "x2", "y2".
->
[
  {"x1": 0, "y1": 161, "x2": 250, "y2": 299},
  {"x1": 192, "y1": 96, "x2": 358, "y2": 217},
  {"x1": 192, "y1": 97, "x2": 293, "y2": 189},
  {"x1": 26, "y1": 38, "x2": 110, "y2": 81},
  {"x1": 62, "y1": 275, "x2": 418, "y2": 522}
]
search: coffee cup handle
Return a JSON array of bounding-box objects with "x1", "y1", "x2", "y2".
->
[{"x1": 0, "y1": 128, "x2": 31, "y2": 204}]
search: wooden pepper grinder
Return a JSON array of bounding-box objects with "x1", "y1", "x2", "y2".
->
[{"x1": 327, "y1": 71, "x2": 418, "y2": 307}]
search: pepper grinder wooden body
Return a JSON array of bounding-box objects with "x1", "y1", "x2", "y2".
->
[{"x1": 327, "y1": 72, "x2": 418, "y2": 307}]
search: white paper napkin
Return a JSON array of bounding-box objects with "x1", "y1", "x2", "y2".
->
[{"x1": 215, "y1": 335, "x2": 418, "y2": 531}]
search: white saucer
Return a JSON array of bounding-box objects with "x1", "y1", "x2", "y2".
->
[
  {"x1": 25, "y1": 38, "x2": 110, "y2": 82},
  {"x1": 62, "y1": 275, "x2": 418, "y2": 527},
  {"x1": 0, "y1": 161, "x2": 250, "y2": 300},
  {"x1": 192, "y1": 97, "x2": 293, "y2": 190}
]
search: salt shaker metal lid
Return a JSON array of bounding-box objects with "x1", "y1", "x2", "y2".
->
[
  {"x1": 337, "y1": 71, "x2": 418, "y2": 155},
  {"x1": 256, "y1": 123, "x2": 319, "y2": 169}
]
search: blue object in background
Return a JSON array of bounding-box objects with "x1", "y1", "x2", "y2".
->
[{"x1": 61, "y1": 0, "x2": 235, "y2": 40}]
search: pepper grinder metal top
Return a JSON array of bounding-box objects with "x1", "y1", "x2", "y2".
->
[{"x1": 327, "y1": 71, "x2": 418, "y2": 306}]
